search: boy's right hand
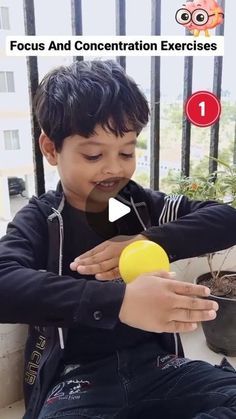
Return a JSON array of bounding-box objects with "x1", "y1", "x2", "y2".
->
[{"x1": 119, "y1": 272, "x2": 219, "y2": 333}]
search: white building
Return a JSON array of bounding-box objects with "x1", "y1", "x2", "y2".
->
[{"x1": 0, "y1": 0, "x2": 35, "y2": 220}]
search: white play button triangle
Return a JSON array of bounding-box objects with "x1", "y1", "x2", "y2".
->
[{"x1": 108, "y1": 198, "x2": 131, "y2": 222}]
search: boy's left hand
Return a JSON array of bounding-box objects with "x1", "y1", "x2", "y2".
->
[{"x1": 70, "y1": 234, "x2": 146, "y2": 280}]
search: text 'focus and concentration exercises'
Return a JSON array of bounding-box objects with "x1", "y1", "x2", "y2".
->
[{"x1": 6, "y1": 36, "x2": 224, "y2": 57}]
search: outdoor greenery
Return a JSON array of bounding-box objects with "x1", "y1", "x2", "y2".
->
[
  {"x1": 168, "y1": 157, "x2": 236, "y2": 287},
  {"x1": 159, "y1": 99, "x2": 236, "y2": 191},
  {"x1": 133, "y1": 99, "x2": 236, "y2": 200},
  {"x1": 137, "y1": 135, "x2": 147, "y2": 150},
  {"x1": 133, "y1": 171, "x2": 149, "y2": 187},
  {"x1": 169, "y1": 158, "x2": 236, "y2": 208}
]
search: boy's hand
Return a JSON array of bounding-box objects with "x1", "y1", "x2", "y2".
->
[
  {"x1": 119, "y1": 271, "x2": 219, "y2": 333},
  {"x1": 70, "y1": 234, "x2": 146, "y2": 280}
]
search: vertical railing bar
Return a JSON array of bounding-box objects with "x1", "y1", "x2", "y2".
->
[
  {"x1": 71, "y1": 0, "x2": 83, "y2": 62},
  {"x1": 115, "y1": 0, "x2": 126, "y2": 69},
  {"x1": 181, "y1": 0, "x2": 194, "y2": 177},
  {"x1": 23, "y1": 0, "x2": 45, "y2": 196},
  {"x1": 233, "y1": 122, "x2": 236, "y2": 166},
  {"x1": 150, "y1": 0, "x2": 161, "y2": 190},
  {"x1": 181, "y1": 54, "x2": 193, "y2": 177},
  {"x1": 209, "y1": 0, "x2": 225, "y2": 174}
]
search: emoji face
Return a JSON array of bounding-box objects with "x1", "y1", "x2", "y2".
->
[{"x1": 176, "y1": 0, "x2": 224, "y2": 32}]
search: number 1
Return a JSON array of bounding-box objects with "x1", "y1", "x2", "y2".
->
[{"x1": 199, "y1": 101, "x2": 205, "y2": 117}]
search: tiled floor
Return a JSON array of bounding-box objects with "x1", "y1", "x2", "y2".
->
[{"x1": 0, "y1": 325, "x2": 235, "y2": 419}]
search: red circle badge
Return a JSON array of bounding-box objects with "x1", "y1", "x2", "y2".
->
[{"x1": 185, "y1": 91, "x2": 221, "y2": 127}]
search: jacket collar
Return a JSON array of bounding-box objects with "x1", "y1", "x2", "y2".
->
[
  {"x1": 30, "y1": 179, "x2": 151, "y2": 231},
  {"x1": 54, "y1": 179, "x2": 148, "y2": 209},
  {"x1": 54, "y1": 179, "x2": 151, "y2": 231}
]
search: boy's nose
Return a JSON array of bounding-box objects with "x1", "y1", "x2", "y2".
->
[{"x1": 102, "y1": 160, "x2": 123, "y2": 176}]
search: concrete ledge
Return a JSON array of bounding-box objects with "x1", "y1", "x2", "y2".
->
[
  {"x1": 0, "y1": 400, "x2": 24, "y2": 419},
  {"x1": 0, "y1": 325, "x2": 27, "y2": 409}
]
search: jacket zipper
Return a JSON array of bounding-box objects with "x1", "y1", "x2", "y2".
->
[{"x1": 49, "y1": 208, "x2": 65, "y2": 349}]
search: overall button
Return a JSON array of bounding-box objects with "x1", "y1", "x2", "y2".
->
[{"x1": 93, "y1": 310, "x2": 102, "y2": 320}]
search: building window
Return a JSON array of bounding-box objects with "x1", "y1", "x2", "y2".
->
[
  {"x1": 0, "y1": 7, "x2": 10, "y2": 29},
  {"x1": 0, "y1": 71, "x2": 15, "y2": 92},
  {"x1": 3, "y1": 130, "x2": 20, "y2": 150}
]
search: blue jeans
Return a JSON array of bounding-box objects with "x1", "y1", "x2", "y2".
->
[{"x1": 38, "y1": 339, "x2": 236, "y2": 418}]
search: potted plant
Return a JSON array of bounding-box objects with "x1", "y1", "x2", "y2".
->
[{"x1": 170, "y1": 158, "x2": 236, "y2": 356}]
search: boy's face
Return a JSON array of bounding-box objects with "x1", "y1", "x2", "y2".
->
[{"x1": 41, "y1": 125, "x2": 137, "y2": 211}]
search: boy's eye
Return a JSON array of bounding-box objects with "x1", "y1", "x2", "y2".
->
[
  {"x1": 121, "y1": 153, "x2": 134, "y2": 158},
  {"x1": 83, "y1": 153, "x2": 134, "y2": 161},
  {"x1": 83, "y1": 154, "x2": 102, "y2": 161}
]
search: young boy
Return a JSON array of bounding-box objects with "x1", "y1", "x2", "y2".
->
[{"x1": 0, "y1": 60, "x2": 236, "y2": 419}]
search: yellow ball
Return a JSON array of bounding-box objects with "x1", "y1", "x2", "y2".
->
[{"x1": 119, "y1": 240, "x2": 170, "y2": 283}]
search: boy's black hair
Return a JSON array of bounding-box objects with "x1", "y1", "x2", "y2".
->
[{"x1": 34, "y1": 60, "x2": 150, "y2": 151}]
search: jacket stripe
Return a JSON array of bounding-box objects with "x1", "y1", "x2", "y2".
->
[{"x1": 159, "y1": 194, "x2": 183, "y2": 225}]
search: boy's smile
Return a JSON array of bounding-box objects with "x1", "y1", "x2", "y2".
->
[
  {"x1": 92, "y1": 177, "x2": 123, "y2": 192},
  {"x1": 40, "y1": 125, "x2": 137, "y2": 212}
]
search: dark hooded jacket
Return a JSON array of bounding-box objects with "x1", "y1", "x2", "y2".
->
[{"x1": 0, "y1": 180, "x2": 236, "y2": 418}]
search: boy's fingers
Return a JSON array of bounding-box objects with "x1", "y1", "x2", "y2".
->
[
  {"x1": 77, "y1": 248, "x2": 114, "y2": 265},
  {"x1": 70, "y1": 261, "x2": 79, "y2": 270},
  {"x1": 71, "y1": 243, "x2": 119, "y2": 268},
  {"x1": 174, "y1": 295, "x2": 219, "y2": 311},
  {"x1": 172, "y1": 308, "x2": 217, "y2": 323},
  {"x1": 171, "y1": 281, "x2": 210, "y2": 297},
  {"x1": 138, "y1": 271, "x2": 176, "y2": 279},
  {"x1": 95, "y1": 267, "x2": 121, "y2": 280},
  {"x1": 75, "y1": 257, "x2": 119, "y2": 275},
  {"x1": 160, "y1": 271, "x2": 176, "y2": 279},
  {"x1": 70, "y1": 250, "x2": 109, "y2": 269},
  {"x1": 96, "y1": 269, "x2": 175, "y2": 281}
]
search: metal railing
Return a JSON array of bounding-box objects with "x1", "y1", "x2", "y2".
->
[{"x1": 23, "y1": 0, "x2": 225, "y2": 195}]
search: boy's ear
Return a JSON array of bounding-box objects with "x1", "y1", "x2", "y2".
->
[{"x1": 39, "y1": 132, "x2": 58, "y2": 166}]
